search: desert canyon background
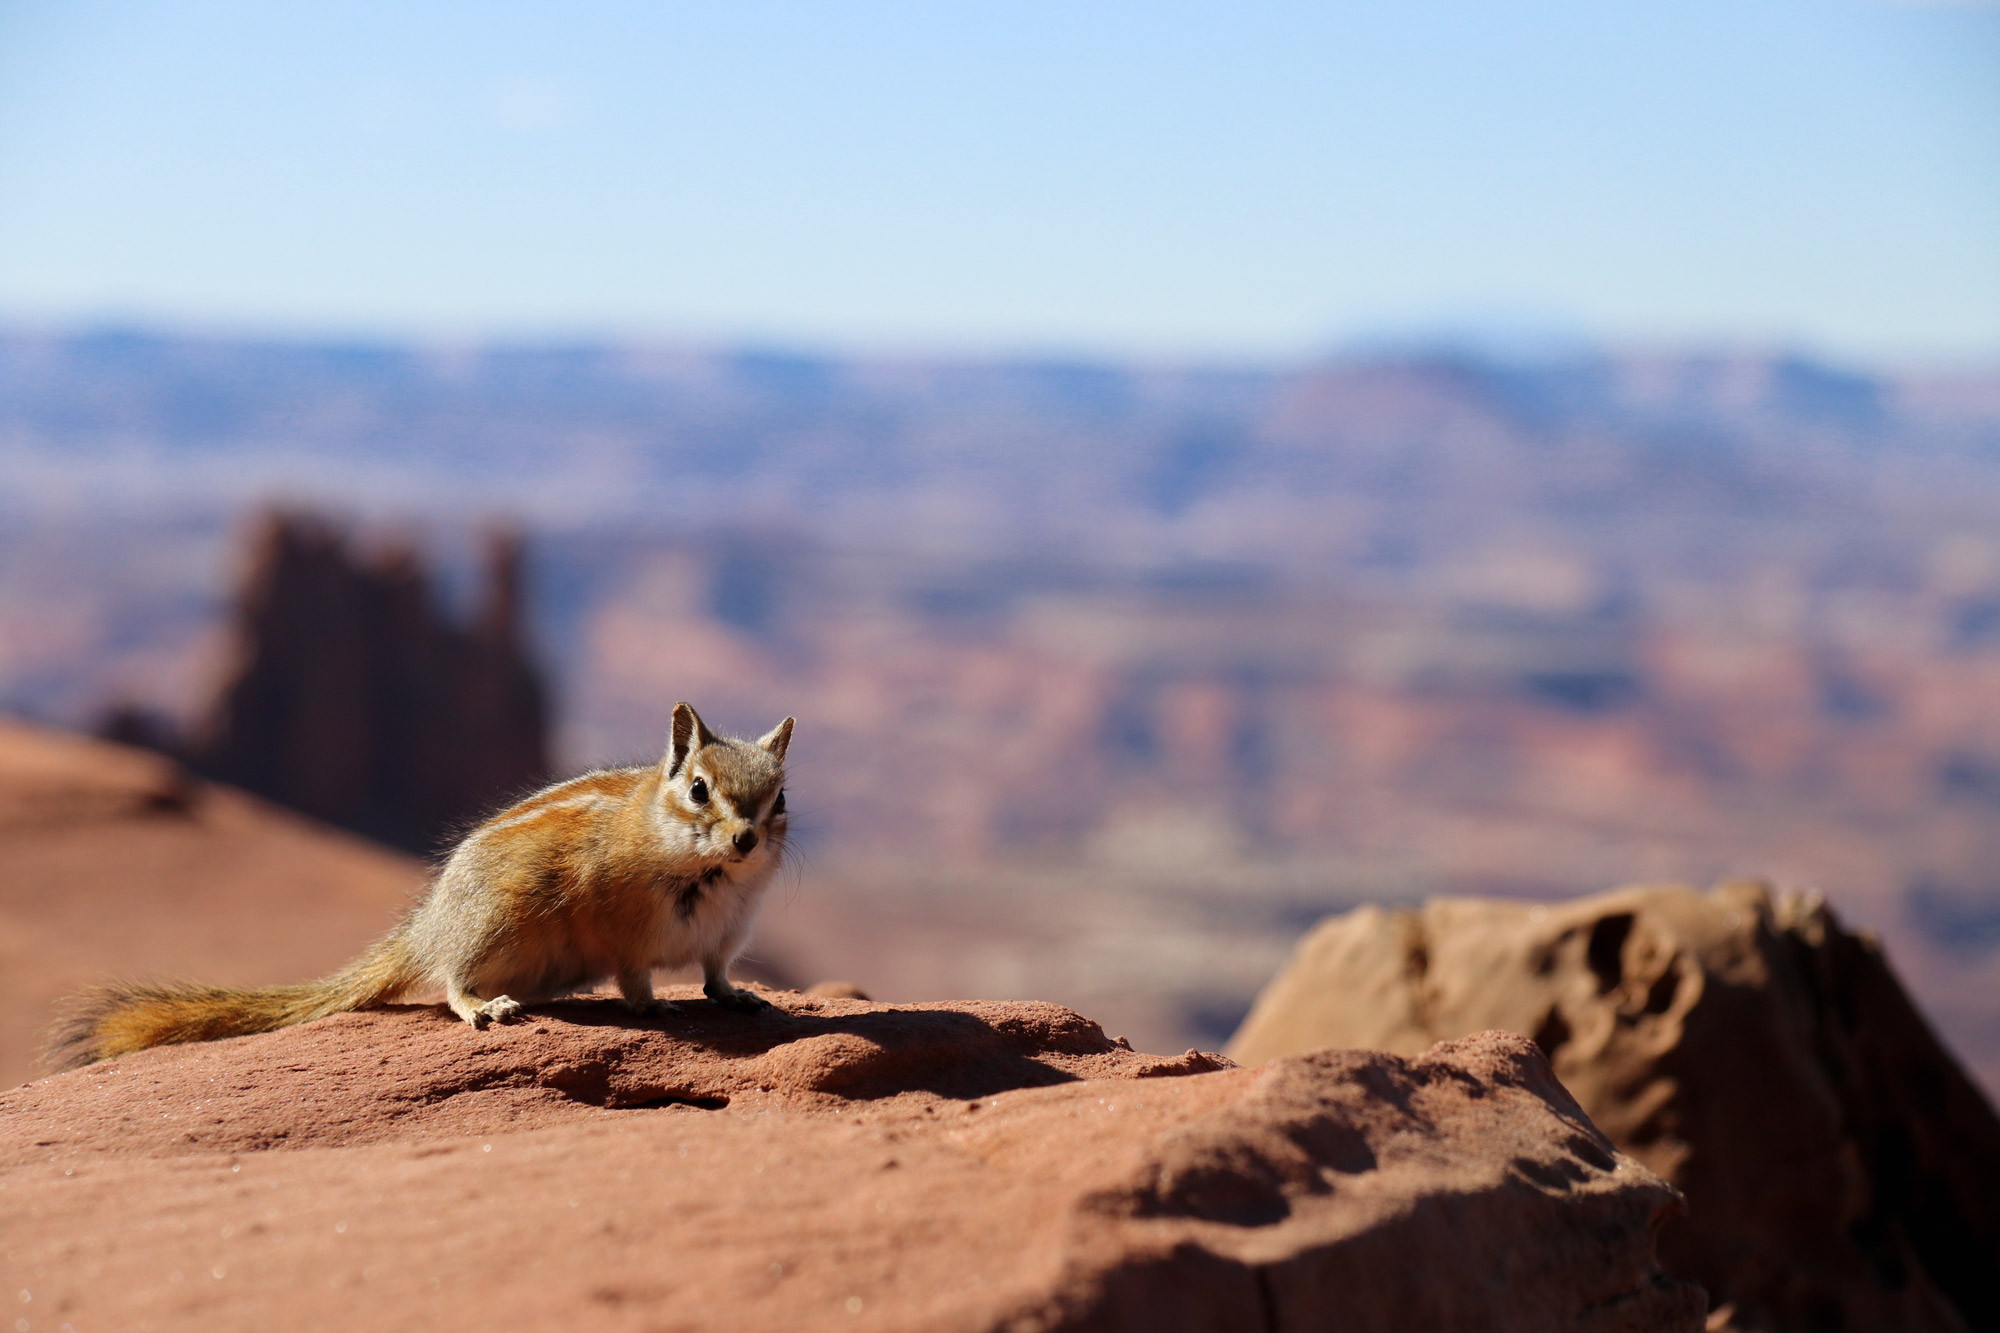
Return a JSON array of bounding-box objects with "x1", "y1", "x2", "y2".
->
[{"x1": 4, "y1": 328, "x2": 1998, "y2": 1093}]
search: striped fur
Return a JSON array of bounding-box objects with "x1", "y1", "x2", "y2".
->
[{"x1": 48, "y1": 703, "x2": 794, "y2": 1069}]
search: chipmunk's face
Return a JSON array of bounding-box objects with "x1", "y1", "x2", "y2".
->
[{"x1": 660, "y1": 704, "x2": 793, "y2": 869}]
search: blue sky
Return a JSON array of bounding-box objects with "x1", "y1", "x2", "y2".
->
[{"x1": 1, "y1": 0, "x2": 1995, "y2": 363}]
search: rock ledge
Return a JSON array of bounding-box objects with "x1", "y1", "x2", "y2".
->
[{"x1": 1, "y1": 993, "x2": 1702, "y2": 1332}]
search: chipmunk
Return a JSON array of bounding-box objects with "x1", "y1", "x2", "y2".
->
[{"x1": 51, "y1": 702, "x2": 794, "y2": 1068}]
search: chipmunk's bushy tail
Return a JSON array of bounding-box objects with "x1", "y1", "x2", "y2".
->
[{"x1": 47, "y1": 927, "x2": 423, "y2": 1070}]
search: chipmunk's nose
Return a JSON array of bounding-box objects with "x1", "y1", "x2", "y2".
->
[{"x1": 732, "y1": 828, "x2": 760, "y2": 855}]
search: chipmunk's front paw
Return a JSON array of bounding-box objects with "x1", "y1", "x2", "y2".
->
[
  {"x1": 478, "y1": 995, "x2": 525, "y2": 1026},
  {"x1": 628, "y1": 997, "x2": 684, "y2": 1019},
  {"x1": 707, "y1": 985, "x2": 773, "y2": 1013}
]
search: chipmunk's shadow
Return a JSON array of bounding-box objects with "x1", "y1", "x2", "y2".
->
[{"x1": 523, "y1": 996, "x2": 1096, "y2": 1103}]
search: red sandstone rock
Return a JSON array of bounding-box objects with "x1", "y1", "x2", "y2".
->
[
  {"x1": 0, "y1": 722, "x2": 1699, "y2": 1327},
  {"x1": 0, "y1": 998, "x2": 1701, "y2": 1332},
  {"x1": 1229, "y1": 882, "x2": 2000, "y2": 1333}
]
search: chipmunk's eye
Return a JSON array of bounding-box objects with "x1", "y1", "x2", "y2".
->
[
  {"x1": 771, "y1": 789, "x2": 786, "y2": 815},
  {"x1": 688, "y1": 777, "x2": 709, "y2": 805}
]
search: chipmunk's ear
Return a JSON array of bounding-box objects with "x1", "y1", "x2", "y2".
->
[
  {"x1": 666, "y1": 702, "x2": 717, "y2": 778},
  {"x1": 757, "y1": 716, "x2": 795, "y2": 763}
]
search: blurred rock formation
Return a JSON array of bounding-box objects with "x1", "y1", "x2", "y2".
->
[
  {"x1": 1228, "y1": 882, "x2": 2000, "y2": 1333},
  {"x1": 190, "y1": 512, "x2": 550, "y2": 852}
]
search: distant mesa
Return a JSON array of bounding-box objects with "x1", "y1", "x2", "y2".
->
[
  {"x1": 107, "y1": 510, "x2": 552, "y2": 854},
  {"x1": 1229, "y1": 881, "x2": 2000, "y2": 1333}
]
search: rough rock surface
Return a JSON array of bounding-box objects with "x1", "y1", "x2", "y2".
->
[
  {"x1": 1, "y1": 996, "x2": 1702, "y2": 1332},
  {"x1": 0, "y1": 719, "x2": 426, "y2": 1088},
  {"x1": 1229, "y1": 881, "x2": 2000, "y2": 1333}
]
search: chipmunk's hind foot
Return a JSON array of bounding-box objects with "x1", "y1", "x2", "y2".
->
[
  {"x1": 446, "y1": 983, "x2": 526, "y2": 1028},
  {"x1": 479, "y1": 995, "x2": 525, "y2": 1026}
]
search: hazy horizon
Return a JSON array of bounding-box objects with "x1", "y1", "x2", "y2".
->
[{"x1": 5, "y1": 314, "x2": 1997, "y2": 379}]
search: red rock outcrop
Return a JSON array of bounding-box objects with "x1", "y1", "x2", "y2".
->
[
  {"x1": 0, "y1": 718, "x2": 426, "y2": 1088},
  {"x1": 1228, "y1": 882, "x2": 2000, "y2": 1333},
  {"x1": 191, "y1": 511, "x2": 550, "y2": 853},
  {"x1": 1, "y1": 998, "x2": 1702, "y2": 1332}
]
